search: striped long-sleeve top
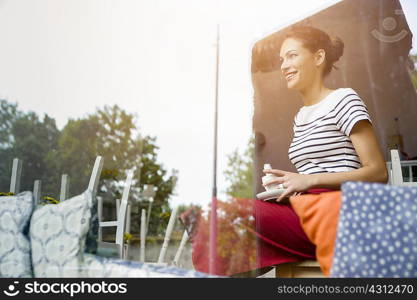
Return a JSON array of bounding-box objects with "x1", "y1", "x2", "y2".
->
[{"x1": 288, "y1": 88, "x2": 372, "y2": 174}]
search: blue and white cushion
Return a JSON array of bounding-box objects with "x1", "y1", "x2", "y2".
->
[
  {"x1": 29, "y1": 190, "x2": 92, "y2": 277},
  {"x1": 0, "y1": 191, "x2": 33, "y2": 277},
  {"x1": 331, "y1": 182, "x2": 417, "y2": 277},
  {"x1": 85, "y1": 194, "x2": 99, "y2": 254}
]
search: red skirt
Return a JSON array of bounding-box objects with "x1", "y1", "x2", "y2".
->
[{"x1": 180, "y1": 193, "x2": 323, "y2": 276}]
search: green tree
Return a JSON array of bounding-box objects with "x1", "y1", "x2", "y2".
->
[
  {"x1": 0, "y1": 99, "x2": 21, "y2": 149},
  {"x1": 54, "y1": 117, "x2": 101, "y2": 196},
  {"x1": 0, "y1": 100, "x2": 178, "y2": 236},
  {"x1": 57, "y1": 105, "x2": 178, "y2": 236},
  {"x1": 0, "y1": 100, "x2": 60, "y2": 194},
  {"x1": 0, "y1": 99, "x2": 20, "y2": 191},
  {"x1": 11, "y1": 113, "x2": 60, "y2": 195},
  {"x1": 223, "y1": 136, "x2": 254, "y2": 199},
  {"x1": 136, "y1": 136, "x2": 178, "y2": 235}
]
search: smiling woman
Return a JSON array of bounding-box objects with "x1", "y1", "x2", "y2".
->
[
  {"x1": 185, "y1": 25, "x2": 389, "y2": 277},
  {"x1": 264, "y1": 25, "x2": 388, "y2": 200},
  {"x1": 252, "y1": 25, "x2": 389, "y2": 276}
]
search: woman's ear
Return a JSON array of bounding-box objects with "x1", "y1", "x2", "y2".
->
[{"x1": 315, "y1": 49, "x2": 326, "y2": 67}]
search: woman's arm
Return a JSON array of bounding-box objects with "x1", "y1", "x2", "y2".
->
[
  {"x1": 265, "y1": 120, "x2": 388, "y2": 201},
  {"x1": 310, "y1": 120, "x2": 388, "y2": 188}
]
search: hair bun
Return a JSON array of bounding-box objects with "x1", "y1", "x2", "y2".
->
[{"x1": 329, "y1": 36, "x2": 344, "y2": 63}]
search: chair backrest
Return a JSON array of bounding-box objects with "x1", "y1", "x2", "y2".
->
[
  {"x1": 10, "y1": 158, "x2": 22, "y2": 194},
  {"x1": 33, "y1": 180, "x2": 42, "y2": 205},
  {"x1": 115, "y1": 169, "x2": 134, "y2": 246},
  {"x1": 59, "y1": 174, "x2": 70, "y2": 201},
  {"x1": 172, "y1": 230, "x2": 189, "y2": 267},
  {"x1": 390, "y1": 149, "x2": 404, "y2": 185},
  {"x1": 157, "y1": 206, "x2": 179, "y2": 264},
  {"x1": 88, "y1": 156, "x2": 104, "y2": 195}
]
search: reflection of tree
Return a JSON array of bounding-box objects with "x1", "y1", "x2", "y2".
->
[
  {"x1": 190, "y1": 197, "x2": 257, "y2": 276},
  {"x1": 57, "y1": 105, "x2": 178, "y2": 235},
  {"x1": 186, "y1": 135, "x2": 257, "y2": 276},
  {"x1": 223, "y1": 136, "x2": 254, "y2": 199}
]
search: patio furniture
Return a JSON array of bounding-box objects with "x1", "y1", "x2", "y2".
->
[
  {"x1": 59, "y1": 174, "x2": 70, "y2": 201},
  {"x1": 157, "y1": 206, "x2": 179, "y2": 265},
  {"x1": 142, "y1": 184, "x2": 156, "y2": 235},
  {"x1": 97, "y1": 169, "x2": 134, "y2": 260},
  {"x1": 0, "y1": 190, "x2": 212, "y2": 278},
  {"x1": 33, "y1": 180, "x2": 41, "y2": 206},
  {"x1": 390, "y1": 149, "x2": 417, "y2": 187},
  {"x1": 1, "y1": 156, "x2": 213, "y2": 278},
  {"x1": 172, "y1": 230, "x2": 189, "y2": 267},
  {"x1": 88, "y1": 156, "x2": 104, "y2": 195},
  {"x1": 9, "y1": 158, "x2": 22, "y2": 194}
]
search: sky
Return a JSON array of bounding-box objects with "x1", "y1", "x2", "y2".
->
[{"x1": 0, "y1": 0, "x2": 416, "y2": 208}]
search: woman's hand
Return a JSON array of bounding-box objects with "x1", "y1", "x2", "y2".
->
[{"x1": 263, "y1": 169, "x2": 313, "y2": 202}]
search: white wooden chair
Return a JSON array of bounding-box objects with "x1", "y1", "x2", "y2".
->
[
  {"x1": 172, "y1": 230, "x2": 189, "y2": 267},
  {"x1": 59, "y1": 174, "x2": 70, "y2": 201},
  {"x1": 156, "y1": 206, "x2": 179, "y2": 265},
  {"x1": 143, "y1": 206, "x2": 187, "y2": 267},
  {"x1": 88, "y1": 156, "x2": 104, "y2": 196},
  {"x1": 389, "y1": 149, "x2": 417, "y2": 187},
  {"x1": 142, "y1": 184, "x2": 156, "y2": 235},
  {"x1": 97, "y1": 169, "x2": 134, "y2": 259},
  {"x1": 9, "y1": 158, "x2": 22, "y2": 194},
  {"x1": 33, "y1": 180, "x2": 41, "y2": 205}
]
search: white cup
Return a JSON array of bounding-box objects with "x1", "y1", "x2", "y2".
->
[{"x1": 262, "y1": 164, "x2": 283, "y2": 191}]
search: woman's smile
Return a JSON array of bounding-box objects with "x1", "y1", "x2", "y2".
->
[{"x1": 284, "y1": 70, "x2": 298, "y2": 81}]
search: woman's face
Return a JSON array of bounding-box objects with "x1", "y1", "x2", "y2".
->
[{"x1": 279, "y1": 38, "x2": 323, "y2": 91}]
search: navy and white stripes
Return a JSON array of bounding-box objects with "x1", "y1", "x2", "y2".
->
[{"x1": 289, "y1": 88, "x2": 371, "y2": 175}]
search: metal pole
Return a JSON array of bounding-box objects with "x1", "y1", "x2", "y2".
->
[
  {"x1": 146, "y1": 199, "x2": 153, "y2": 235},
  {"x1": 209, "y1": 25, "x2": 220, "y2": 275}
]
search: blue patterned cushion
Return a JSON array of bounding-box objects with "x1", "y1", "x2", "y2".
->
[
  {"x1": 0, "y1": 192, "x2": 33, "y2": 277},
  {"x1": 331, "y1": 182, "x2": 417, "y2": 277},
  {"x1": 29, "y1": 191, "x2": 92, "y2": 277},
  {"x1": 80, "y1": 254, "x2": 214, "y2": 278},
  {"x1": 85, "y1": 194, "x2": 98, "y2": 254}
]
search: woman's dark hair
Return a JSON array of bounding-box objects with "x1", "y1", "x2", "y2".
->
[{"x1": 284, "y1": 25, "x2": 344, "y2": 77}]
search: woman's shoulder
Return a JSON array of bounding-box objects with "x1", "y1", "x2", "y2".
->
[
  {"x1": 331, "y1": 87, "x2": 361, "y2": 101},
  {"x1": 332, "y1": 87, "x2": 367, "y2": 108},
  {"x1": 294, "y1": 88, "x2": 362, "y2": 125}
]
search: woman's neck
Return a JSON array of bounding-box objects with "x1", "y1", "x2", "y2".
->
[{"x1": 299, "y1": 80, "x2": 332, "y2": 106}]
